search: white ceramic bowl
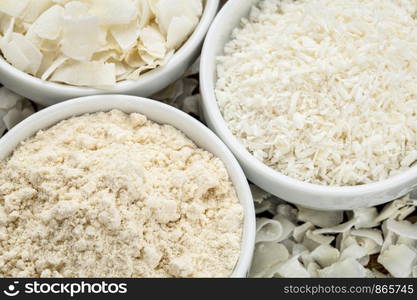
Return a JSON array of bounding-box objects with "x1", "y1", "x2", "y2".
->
[
  {"x1": 0, "y1": 0, "x2": 219, "y2": 107},
  {"x1": 0, "y1": 95, "x2": 255, "y2": 278},
  {"x1": 200, "y1": 0, "x2": 417, "y2": 211}
]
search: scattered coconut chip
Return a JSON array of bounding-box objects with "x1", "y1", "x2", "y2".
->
[
  {"x1": 310, "y1": 245, "x2": 340, "y2": 268},
  {"x1": 273, "y1": 256, "x2": 310, "y2": 278},
  {"x1": 0, "y1": 0, "x2": 203, "y2": 87},
  {"x1": 377, "y1": 244, "x2": 417, "y2": 278},
  {"x1": 0, "y1": 0, "x2": 29, "y2": 18},
  {"x1": 313, "y1": 218, "x2": 357, "y2": 235},
  {"x1": 50, "y1": 61, "x2": 115, "y2": 87},
  {"x1": 298, "y1": 206, "x2": 343, "y2": 228},
  {"x1": 250, "y1": 186, "x2": 417, "y2": 278},
  {"x1": 318, "y1": 258, "x2": 368, "y2": 278},
  {"x1": 351, "y1": 229, "x2": 384, "y2": 246}
]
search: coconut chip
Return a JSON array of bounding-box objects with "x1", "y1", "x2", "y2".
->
[
  {"x1": 0, "y1": 87, "x2": 35, "y2": 135},
  {"x1": 377, "y1": 244, "x2": 417, "y2": 278}
]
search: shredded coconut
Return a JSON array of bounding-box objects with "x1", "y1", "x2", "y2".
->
[
  {"x1": 250, "y1": 189, "x2": 417, "y2": 278},
  {"x1": 0, "y1": 110, "x2": 243, "y2": 278},
  {"x1": 216, "y1": 0, "x2": 417, "y2": 186}
]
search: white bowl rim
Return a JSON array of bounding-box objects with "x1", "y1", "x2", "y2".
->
[
  {"x1": 0, "y1": 0, "x2": 219, "y2": 93},
  {"x1": 200, "y1": 0, "x2": 417, "y2": 198},
  {"x1": 0, "y1": 94, "x2": 255, "y2": 278}
]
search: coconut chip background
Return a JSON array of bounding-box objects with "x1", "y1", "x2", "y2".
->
[{"x1": 0, "y1": 0, "x2": 416, "y2": 278}]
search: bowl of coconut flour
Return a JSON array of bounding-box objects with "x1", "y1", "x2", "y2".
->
[
  {"x1": 200, "y1": 0, "x2": 417, "y2": 210},
  {"x1": 0, "y1": 0, "x2": 219, "y2": 106},
  {"x1": 0, "y1": 95, "x2": 255, "y2": 278}
]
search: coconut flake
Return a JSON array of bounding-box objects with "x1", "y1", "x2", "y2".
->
[
  {"x1": 273, "y1": 256, "x2": 310, "y2": 278},
  {"x1": 111, "y1": 21, "x2": 140, "y2": 51},
  {"x1": 318, "y1": 258, "x2": 368, "y2": 278},
  {"x1": 139, "y1": 25, "x2": 167, "y2": 59},
  {"x1": 30, "y1": 5, "x2": 64, "y2": 40},
  {"x1": 167, "y1": 16, "x2": 196, "y2": 49},
  {"x1": 293, "y1": 222, "x2": 315, "y2": 243},
  {"x1": 310, "y1": 245, "x2": 340, "y2": 268},
  {"x1": 61, "y1": 14, "x2": 102, "y2": 61},
  {"x1": 90, "y1": 0, "x2": 137, "y2": 26},
  {"x1": 313, "y1": 218, "x2": 357, "y2": 235},
  {"x1": 0, "y1": 0, "x2": 30, "y2": 17},
  {"x1": 351, "y1": 207, "x2": 379, "y2": 229},
  {"x1": 386, "y1": 219, "x2": 417, "y2": 240},
  {"x1": 298, "y1": 206, "x2": 343, "y2": 228},
  {"x1": 256, "y1": 218, "x2": 284, "y2": 243},
  {"x1": 50, "y1": 61, "x2": 115, "y2": 87},
  {"x1": 250, "y1": 242, "x2": 289, "y2": 278}
]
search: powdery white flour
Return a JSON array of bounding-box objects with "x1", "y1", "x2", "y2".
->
[{"x1": 0, "y1": 110, "x2": 243, "y2": 277}]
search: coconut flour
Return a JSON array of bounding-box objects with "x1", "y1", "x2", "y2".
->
[{"x1": 0, "y1": 110, "x2": 243, "y2": 277}]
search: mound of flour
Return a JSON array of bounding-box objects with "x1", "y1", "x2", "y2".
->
[{"x1": 0, "y1": 110, "x2": 243, "y2": 277}]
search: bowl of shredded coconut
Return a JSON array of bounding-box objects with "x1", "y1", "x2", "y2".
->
[
  {"x1": 0, "y1": 95, "x2": 255, "y2": 278},
  {"x1": 0, "y1": 0, "x2": 219, "y2": 106},
  {"x1": 200, "y1": 0, "x2": 417, "y2": 210}
]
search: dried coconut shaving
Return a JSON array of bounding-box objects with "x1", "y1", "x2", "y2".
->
[{"x1": 0, "y1": 110, "x2": 243, "y2": 278}]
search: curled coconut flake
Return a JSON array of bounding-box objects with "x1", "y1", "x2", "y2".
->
[
  {"x1": 318, "y1": 258, "x2": 368, "y2": 278},
  {"x1": 303, "y1": 230, "x2": 335, "y2": 251},
  {"x1": 297, "y1": 206, "x2": 343, "y2": 228},
  {"x1": 307, "y1": 262, "x2": 320, "y2": 277},
  {"x1": 153, "y1": 0, "x2": 202, "y2": 35},
  {"x1": 255, "y1": 201, "x2": 272, "y2": 214},
  {"x1": 250, "y1": 242, "x2": 289, "y2": 278},
  {"x1": 272, "y1": 255, "x2": 310, "y2": 278},
  {"x1": 30, "y1": 5, "x2": 64, "y2": 40},
  {"x1": 167, "y1": 15, "x2": 197, "y2": 49},
  {"x1": 340, "y1": 244, "x2": 368, "y2": 261},
  {"x1": 293, "y1": 222, "x2": 315, "y2": 243},
  {"x1": 351, "y1": 207, "x2": 380, "y2": 229},
  {"x1": 0, "y1": 87, "x2": 25, "y2": 110},
  {"x1": 0, "y1": 0, "x2": 30, "y2": 18},
  {"x1": 272, "y1": 215, "x2": 295, "y2": 241},
  {"x1": 386, "y1": 219, "x2": 417, "y2": 240},
  {"x1": 61, "y1": 14, "x2": 102, "y2": 61},
  {"x1": 381, "y1": 221, "x2": 398, "y2": 253},
  {"x1": 275, "y1": 204, "x2": 298, "y2": 224},
  {"x1": 0, "y1": 33, "x2": 43, "y2": 75},
  {"x1": 111, "y1": 20, "x2": 140, "y2": 51},
  {"x1": 310, "y1": 244, "x2": 340, "y2": 268},
  {"x1": 396, "y1": 236, "x2": 417, "y2": 249},
  {"x1": 139, "y1": 25, "x2": 167, "y2": 59},
  {"x1": 350, "y1": 229, "x2": 384, "y2": 246},
  {"x1": 313, "y1": 218, "x2": 357, "y2": 235},
  {"x1": 397, "y1": 206, "x2": 416, "y2": 220},
  {"x1": 21, "y1": 0, "x2": 52, "y2": 23},
  {"x1": 377, "y1": 244, "x2": 416, "y2": 278},
  {"x1": 90, "y1": 0, "x2": 137, "y2": 26},
  {"x1": 41, "y1": 56, "x2": 68, "y2": 81},
  {"x1": 50, "y1": 61, "x2": 115, "y2": 88}
]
